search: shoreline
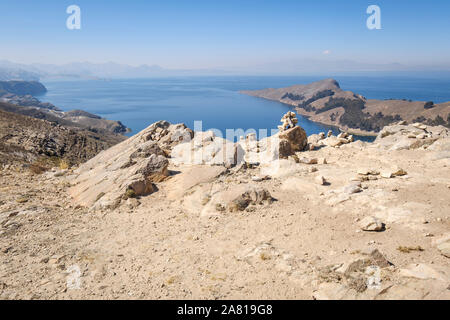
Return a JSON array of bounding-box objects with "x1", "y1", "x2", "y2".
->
[
  {"x1": 244, "y1": 93, "x2": 379, "y2": 138},
  {"x1": 295, "y1": 110, "x2": 378, "y2": 137}
]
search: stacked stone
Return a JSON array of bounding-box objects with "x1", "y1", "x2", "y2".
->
[{"x1": 278, "y1": 111, "x2": 299, "y2": 132}]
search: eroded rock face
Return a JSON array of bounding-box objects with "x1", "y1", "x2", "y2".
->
[
  {"x1": 142, "y1": 120, "x2": 193, "y2": 153},
  {"x1": 68, "y1": 121, "x2": 191, "y2": 209}
]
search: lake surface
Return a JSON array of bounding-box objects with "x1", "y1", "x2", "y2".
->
[{"x1": 40, "y1": 76, "x2": 450, "y2": 141}]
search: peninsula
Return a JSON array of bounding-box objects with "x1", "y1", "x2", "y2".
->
[{"x1": 241, "y1": 79, "x2": 450, "y2": 136}]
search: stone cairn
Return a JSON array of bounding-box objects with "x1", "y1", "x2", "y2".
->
[{"x1": 278, "y1": 111, "x2": 298, "y2": 132}]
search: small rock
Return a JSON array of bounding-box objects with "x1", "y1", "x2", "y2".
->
[
  {"x1": 357, "y1": 169, "x2": 379, "y2": 176},
  {"x1": 392, "y1": 167, "x2": 407, "y2": 177},
  {"x1": 344, "y1": 183, "x2": 362, "y2": 194},
  {"x1": 365, "y1": 248, "x2": 392, "y2": 268},
  {"x1": 359, "y1": 216, "x2": 385, "y2": 232},
  {"x1": 315, "y1": 175, "x2": 327, "y2": 185},
  {"x1": 380, "y1": 171, "x2": 393, "y2": 179},
  {"x1": 299, "y1": 157, "x2": 318, "y2": 165}
]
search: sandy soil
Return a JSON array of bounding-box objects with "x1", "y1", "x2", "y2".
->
[{"x1": 1, "y1": 140, "x2": 449, "y2": 300}]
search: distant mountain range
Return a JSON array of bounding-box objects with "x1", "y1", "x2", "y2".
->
[
  {"x1": 0, "y1": 60, "x2": 231, "y2": 81},
  {"x1": 4, "y1": 58, "x2": 450, "y2": 82}
]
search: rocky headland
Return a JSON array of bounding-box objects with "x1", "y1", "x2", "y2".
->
[
  {"x1": 0, "y1": 81, "x2": 129, "y2": 135},
  {"x1": 0, "y1": 112, "x2": 449, "y2": 300},
  {"x1": 241, "y1": 79, "x2": 450, "y2": 136}
]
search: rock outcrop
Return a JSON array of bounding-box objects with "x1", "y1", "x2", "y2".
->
[
  {"x1": 68, "y1": 121, "x2": 192, "y2": 209},
  {"x1": 375, "y1": 122, "x2": 449, "y2": 150},
  {"x1": 173, "y1": 112, "x2": 308, "y2": 166},
  {"x1": 307, "y1": 130, "x2": 354, "y2": 149}
]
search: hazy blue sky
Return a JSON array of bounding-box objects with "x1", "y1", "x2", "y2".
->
[{"x1": 1, "y1": 0, "x2": 449, "y2": 71}]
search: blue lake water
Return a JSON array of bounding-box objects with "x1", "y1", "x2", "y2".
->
[{"x1": 40, "y1": 76, "x2": 450, "y2": 141}]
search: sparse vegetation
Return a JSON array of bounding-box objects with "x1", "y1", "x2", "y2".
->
[
  {"x1": 316, "y1": 97, "x2": 403, "y2": 132},
  {"x1": 281, "y1": 92, "x2": 305, "y2": 101},
  {"x1": 29, "y1": 163, "x2": 47, "y2": 174},
  {"x1": 424, "y1": 101, "x2": 435, "y2": 109},
  {"x1": 125, "y1": 188, "x2": 136, "y2": 199},
  {"x1": 260, "y1": 252, "x2": 271, "y2": 261},
  {"x1": 413, "y1": 114, "x2": 450, "y2": 128},
  {"x1": 297, "y1": 90, "x2": 335, "y2": 112},
  {"x1": 397, "y1": 246, "x2": 425, "y2": 253}
]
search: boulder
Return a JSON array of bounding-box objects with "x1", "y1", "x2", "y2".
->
[
  {"x1": 69, "y1": 122, "x2": 177, "y2": 209},
  {"x1": 278, "y1": 126, "x2": 308, "y2": 158},
  {"x1": 227, "y1": 187, "x2": 273, "y2": 212}
]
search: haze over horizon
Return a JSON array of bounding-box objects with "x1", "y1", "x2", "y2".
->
[{"x1": 1, "y1": 0, "x2": 449, "y2": 74}]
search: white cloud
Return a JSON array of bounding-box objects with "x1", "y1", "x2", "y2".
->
[{"x1": 323, "y1": 50, "x2": 331, "y2": 55}]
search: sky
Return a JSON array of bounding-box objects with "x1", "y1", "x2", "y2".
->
[{"x1": 1, "y1": 0, "x2": 449, "y2": 72}]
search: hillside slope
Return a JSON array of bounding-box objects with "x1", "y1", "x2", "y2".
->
[{"x1": 0, "y1": 109, "x2": 126, "y2": 166}]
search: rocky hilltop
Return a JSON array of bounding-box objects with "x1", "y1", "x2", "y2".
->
[
  {"x1": 242, "y1": 79, "x2": 450, "y2": 135},
  {"x1": 0, "y1": 112, "x2": 449, "y2": 300}
]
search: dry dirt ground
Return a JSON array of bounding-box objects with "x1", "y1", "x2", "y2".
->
[{"x1": 0, "y1": 141, "x2": 449, "y2": 300}]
